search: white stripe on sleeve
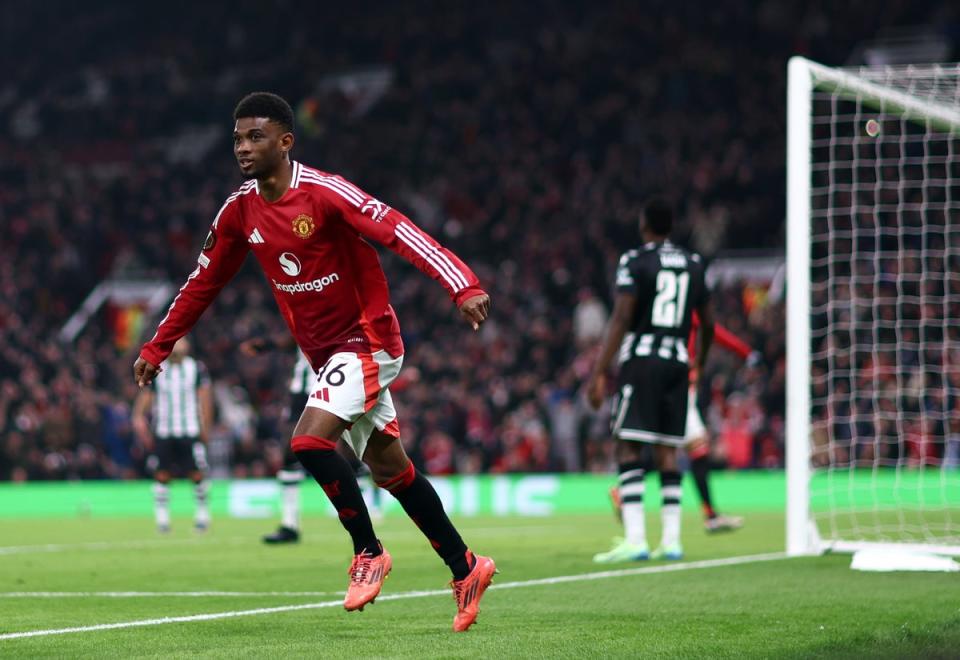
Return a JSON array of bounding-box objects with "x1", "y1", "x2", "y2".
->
[{"x1": 395, "y1": 223, "x2": 469, "y2": 290}]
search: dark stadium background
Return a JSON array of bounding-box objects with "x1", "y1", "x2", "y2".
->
[{"x1": 1, "y1": 0, "x2": 956, "y2": 482}]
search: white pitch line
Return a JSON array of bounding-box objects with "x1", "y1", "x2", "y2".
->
[
  {"x1": 0, "y1": 526, "x2": 561, "y2": 557},
  {"x1": 0, "y1": 552, "x2": 787, "y2": 641},
  {"x1": 0, "y1": 538, "x2": 249, "y2": 557},
  {"x1": 0, "y1": 592, "x2": 341, "y2": 598}
]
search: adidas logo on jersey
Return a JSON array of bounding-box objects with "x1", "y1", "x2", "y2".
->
[{"x1": 248, "y1": 228, "x2": 265, "y2": 244}]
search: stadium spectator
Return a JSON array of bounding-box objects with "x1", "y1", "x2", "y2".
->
[{"x1": 5, "y1": 1, "x2": 950, "y2": 479}]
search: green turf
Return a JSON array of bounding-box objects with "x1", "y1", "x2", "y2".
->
[{"x1": 1, "y1": 512, "x2": 958, "y2": 659}]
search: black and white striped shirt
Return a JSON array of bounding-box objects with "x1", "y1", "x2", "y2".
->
[
  {"x1": 289, "y1": 350, "x2": 315, "y2": 395},
  {"x1": 151, "y1": 356, "x2": 211, "y2": 438}
]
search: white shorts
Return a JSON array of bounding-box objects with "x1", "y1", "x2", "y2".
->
[
  {"x1": 684, "y1": 386, "x2": 707, "y2": 442},
  {"x1": 304, "y1": 350, "x2": 403, "y2": 459}
]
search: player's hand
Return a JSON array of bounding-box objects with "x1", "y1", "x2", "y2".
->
[
  {"x1": 239, "y1": 337, "x2": 267, "y2": 357},
  {"x1": 459, "y1": 293, "x2": 490, "y2": 331},
  {"x1": 133, "y1": 357, "x2": 162, "y2": 388},
  {"x1": 586, "y1": 373, "x2": 606, "y2": 410}
]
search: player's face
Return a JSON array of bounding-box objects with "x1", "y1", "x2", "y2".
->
[
  {"x1": 170, "y1": 338, "x2": 190, "y2": 360},
  {"x1": 233, "y1": 117, "x2": 291, "y2": 178}
]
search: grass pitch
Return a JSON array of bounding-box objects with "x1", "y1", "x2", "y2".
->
[{"x1": 1, "y1": 511, "x2": 959, "y2": 658}]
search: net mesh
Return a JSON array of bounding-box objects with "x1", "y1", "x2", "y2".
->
[{"x1": 808, "y1": 63, "x2": 960, "y2": 549}]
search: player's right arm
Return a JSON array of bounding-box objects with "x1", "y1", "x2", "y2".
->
[
  {"x1": 135, "y1": 201, "x2": 249, "y2": 387},
  {"x1": 586, "y1": 251, "x2": 639, "y2": 410},
  {"x1": 586, "y1": 291, "x2": 637, "y2": 410}
]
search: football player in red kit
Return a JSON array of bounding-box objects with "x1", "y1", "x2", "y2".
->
[{"x1": 134, "y1": 92, "x2": 494, "y2": 632}]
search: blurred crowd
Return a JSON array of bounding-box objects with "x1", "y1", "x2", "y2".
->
[{"x1": 1, "y1": 1, "x2": 955, "y2": 480}]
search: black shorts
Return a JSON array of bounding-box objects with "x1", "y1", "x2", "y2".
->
[
  {"x1": 611, "y1": 358, "x2": 689, "y2": 446},
  {"x1": 155, "y1": 436, "x2": 208, "y2": 476}
]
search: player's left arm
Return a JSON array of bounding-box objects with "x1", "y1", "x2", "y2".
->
[
  {"x1": 132, "y1": 389, "x2": 155, "y2": 451},
  {"x1": 196, "y1": 362, "x2": 213, "y2": 443},
  {"x1": 586, "y1": 292, "x2": 637, "y2": 410},
  {"x1": 713, "y1": 322, "x2": 753, "y2": 360},
  {"x1": 694, "y1": 268, "x2": 715, "y2": 375},
  {"x1": 323, "y1": 178, "x2": 489, "y2": 329}
]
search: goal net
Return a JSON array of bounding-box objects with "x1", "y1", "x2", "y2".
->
[{"x1": 786, "y1": 57, "x2": 960, "y2": 556}]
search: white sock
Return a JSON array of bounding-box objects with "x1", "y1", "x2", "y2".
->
[
  {"x1": 278, "y1": 469, "x2": 303, "y2": 530},
  {"x1": 153, "y1": 482, "x2": 170, "y2": 528},
  {"x1": 619, "y1": 467, "x2": 646, "y2": 546},
  {"x1": 661, "y1": 478, "x2": 683, "y2": 547},
  {"x1": 367, "y1": 474, "x2": 382, "y2": 515},
  {"x1": 194, "y1": 480, "x2": 210, "y2": 525}
]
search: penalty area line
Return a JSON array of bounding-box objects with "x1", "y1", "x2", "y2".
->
[{"x1": 0, "y1": 552, "x2": 787, "y2": 641}]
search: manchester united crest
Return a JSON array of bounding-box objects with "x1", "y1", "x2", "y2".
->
[{"x1": 292, "y1": 214, "x2": 316, "y2": 239}]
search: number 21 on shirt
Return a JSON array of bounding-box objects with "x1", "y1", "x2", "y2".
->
[{"x1": 651, "y1": 270, "x2": 689, "y2": 328}]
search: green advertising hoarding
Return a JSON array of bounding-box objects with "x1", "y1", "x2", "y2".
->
[
  {"x1": 0, "y1": 472, "x2": 784, "y2": 519},
  {"x1": 0, "y1": 470, "x2": 951, "y2": 519}
]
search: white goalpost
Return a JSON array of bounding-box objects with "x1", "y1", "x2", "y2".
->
[{"x1": 786, "y1": 56, "x2": 960, "y2": 557}]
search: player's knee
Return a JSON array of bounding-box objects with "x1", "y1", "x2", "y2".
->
[
  {"x1": 688, "y1": 439, "x2": 710, "y2": 460},
  {"x1": 657, "y1": 447, "x2": 680, "y2": 472},
  {"x1": 290, "y1": 434, "x2": 338, "y2": 456},
  {"x1": 155, "y1": 471, "x2": 171, "y2": 484},
  {"x1": 617, "y1": 440, "x2": 647, "y2": 465},
  {"x1": 373, "y1": 460, "x2": 415, "y2": 495}
]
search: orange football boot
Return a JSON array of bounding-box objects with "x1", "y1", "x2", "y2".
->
[
  {"x1": 451, "y1": 554, "x2": 497, "y2": 632},
  {"x1": 609, "y1": 485, "x2": 623, "y2": 524},
  {"x1": 343, "y1": 548, "x2": 392, "y2": 611}
]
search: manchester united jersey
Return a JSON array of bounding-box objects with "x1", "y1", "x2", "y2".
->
[{"x1": 140, "y1": 161, "x2": 485, "y2": 369}]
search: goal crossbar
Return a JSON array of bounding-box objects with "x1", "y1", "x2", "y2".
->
[{"x1": 802, "y1": 59, "x2": 960, "y2": 134}]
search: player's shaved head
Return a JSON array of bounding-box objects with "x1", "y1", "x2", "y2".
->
[
  {"x1": 171, "y1": 337, "x2": 190, "y2": 360},
  {"x1": 234, "y1": 92, "x2": 295, "y2": 133},
  {"x1": 642, "y1": 197, "x2": 673, "y2": 238}
]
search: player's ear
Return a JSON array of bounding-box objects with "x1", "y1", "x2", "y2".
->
[{"x1": 280, "y1": 131, "x2": 295, "y2": 154}]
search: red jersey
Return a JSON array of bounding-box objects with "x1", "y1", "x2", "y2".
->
[
  {"x1": 688, "y1": 311, "x2": 752, "y2": 367},
  {"x1": 140, "y1": 162, "x2": 485, "y2": 369}
]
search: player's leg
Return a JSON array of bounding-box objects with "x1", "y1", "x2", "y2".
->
[
  {"x1": 189, "y1": 439, "x2": 211, "y2": 532},
  {"x1": 264, "y1": 393, "x2": 308, "y2": 544},
  {"x1": 594, "y1": 375, "x2": 654, "y2": 563},
  {"x1": 292, "y1": 406, "x2": 389, "y2": 611},
  {"x1": 152, "y1": 442, "x2": 173, "y2": 533},
  {"x1": 364, "y1": 426, "x2": 473, "y2": 579},
  {"x1": 337, "y1": 440, "x2": 383, "y2": 521},
  {"x1": 651, "y1": 443, "x2": 684, "y2": 559},
  {"x1": 651, "y1": 368, "x2": 688, "y2": 560},
  {"x1": 291, "y1": 351, "x2": 400, "y2": 612},
  {"x1": 292, "y1": 407, "x2": 380, "y2": 554},
  {"x1": 595, "y1": 439, "x2": 653, "y2": 563},
  {"x1": 263, "y1": 454, "x2": 304, "y2": 543},
  {"x1": 685, "y1": 387, "x2": 743, "y2": 533},
  {"x1": 362, "y1": 422, "x2": 495, "y2": 632}
]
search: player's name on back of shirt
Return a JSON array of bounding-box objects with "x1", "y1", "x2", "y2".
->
[{"x1": 658, "y1": 250, "x2": 688, "y2": 269}]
